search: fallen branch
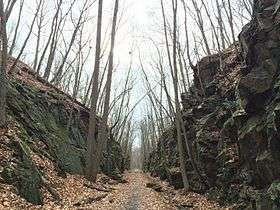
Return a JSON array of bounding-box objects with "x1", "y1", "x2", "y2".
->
[
  {"x1": 73, "y1": 194, "x2": 108, "y2": 206},
  {"x1": 83, "y1": 183, "x2": 114, "y2": 192}
]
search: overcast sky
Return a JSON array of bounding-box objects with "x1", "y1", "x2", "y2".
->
[{"x1": 111, "y1": 0, "x2": 162, "y2": 117}]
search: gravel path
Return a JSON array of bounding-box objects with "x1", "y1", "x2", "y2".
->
[
  {"x1": 92, "y1": 171, "x2": 226, "y2": 210},
  {"x1": 93, "y1": 171, "x2": 176, "y2": 210}
]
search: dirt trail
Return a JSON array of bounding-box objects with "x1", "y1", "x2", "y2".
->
[
  {"x1": 93, "y1": 171, "x2": 226, "y2": 210},
  {"x1": 0, "y1": 169, "x2": 226, "y2": 209},
  {"x1": 93, "y1": 171, "x2": 175, "y2": 210}
]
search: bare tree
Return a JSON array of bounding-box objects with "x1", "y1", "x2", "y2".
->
[
  {"x1": 51, "y1": 0, "x2": 92, "y2": 84},
  {"x1": 10, "y1": 0, "x2": 43, "y2": 72},
  {"x1": 43, "y1": 0, "x2": 65, "y2": 79},
  {"x1": 181, "y1": 0, "x2": 204, "y2": 96},
  {"x1": 201, "y1": 0, "x2": 221, "y2": 52},
  {"x1": 9, "y1": 0, "x2": 24, "y2": 55},
  {"x1": 162, "y1": 0, "x2": 190, "y2": 190},
  {"x1": 5, "y1": 0, "x2": 17, "y2": 21},
  {"x1": 0, "y1": 0, "x2": 8, "y2": 127},
  {"x1": 72, "y1": 32, "x2": 91, "y2": 99},
  {"x1": 36, "y1": 0, "x2": 63, "y2": 75},
  {"x1": 171, "y1": 0, "x2": 191, "y2": 190},
  {"x1": 86, "y1": 0, "x2": 104, "y2": 182},
  {"x1": 91, "y1": 0, "x2": 120, "y2": 181},
  {"x1": 41, "y1": 0, "x2": 78, "y2": 79},
  {"x1": 221, "y1": 0, "x2": 237, "y2": 51},
  {"x1": 33, "y1": 0, "x2": 46, "y2": 71},
  {"x1": 188, "y1": 0, "x2": 211, "y2": 55}
]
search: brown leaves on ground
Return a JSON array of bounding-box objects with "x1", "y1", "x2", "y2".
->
[
  {"x1": 0, "y1": 167, "x2": 118, "y2": 209},
  {"x1": 92, "y1": 171, "x2": 175, "y2": 210},
  {"x1": 147, "y1": 173, "x2": 231, "y2": 210},
  {"x1": 1, "y1": 122, "x2": 230, "y2": 209},
  {"x1": 90, "y1": 171, "x2": 231, "y2": 210},
  {"x1": 0, "y1": 122, "x2": 116, "y2": 209}
]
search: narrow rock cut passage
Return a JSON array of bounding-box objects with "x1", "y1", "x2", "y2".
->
[{"x1": 94, "y1": 171, "x2": 176, "y2": 210}]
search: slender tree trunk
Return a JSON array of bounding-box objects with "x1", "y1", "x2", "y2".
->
[
  {"x1": 33, "y1": 0, "x2": 45, "y2": 72},
  {"x1": 0, "y1": 0, "x2": 8, "y2": 127},
  {"x1": 36, "y1": 0, "x2": 62, "y2": 74},
  {"x1": 216, "y1": 0, "x2": 226, "y2": 49},
  {"x1": 94, "y1": 0, "x2": 119, "y2": 181},
  {"x1": 102, "y1": 0, "x2": 119, "y2": 122},
  {"x1": 9, "y1": 0, "x2": 24, "y2": 56},
  {"x1": 189, "y1": 0, "x2": 211, "y2": 55},
  {"x1": 201, "y1": 0, "x2": 221, "y2": 52},
  {"x1": 171, "y1": 0, "x2": 190, "y2": 190},
  {"x1": 160, "y1": 0, "x2": 174, "y2": 81},
  {"x1": 86, "y1": 0, "x2": 104, "y2": 182},
  {"x1": 10, "y1": 0, "x2": 42, "y2": 73},
  {"x1": 43, "y1": 0, "x2": 65, "y2": 80},
  {"x1": 5, "y1": 0, "x2": 16, "y2": 21},
  {"x1": 51, "y1": 0, "x2": 90, "y2": 84}
]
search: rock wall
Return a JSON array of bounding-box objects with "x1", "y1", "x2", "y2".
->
[
  {"x1": 147, "y1": 47, "x2": 241, "y2": 192},
  {"x1": 237, "y1": 0, "x2": 280, "y2": 185},
  {"x1": 146, "y1": 0, "x2": 280, "y2": 208},
  {"x1": 0, "y1": 59, "x2": 125, "y2": 204}
]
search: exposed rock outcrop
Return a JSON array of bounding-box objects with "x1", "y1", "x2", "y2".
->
[
  {"x1": 237, "y1": 0, "x2": 280, "y2": 185},
  {"x1": 0, "y1": 59, "x2": 125, "y2": 204},
  {"x1": 145, "y1": 0, "x2": 280, "y2": 208}
]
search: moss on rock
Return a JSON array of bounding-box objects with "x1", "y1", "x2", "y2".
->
[{"x1": 2, "y1": 75, "x2": 125, "y2": 204}]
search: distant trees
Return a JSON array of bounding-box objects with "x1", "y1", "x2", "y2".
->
[
  {"x1": 140, "y1": 112, "x2": 158, "y2": 170},
  {"x1": 0, "y1": 0, "x2": 9, "y2": 128}
]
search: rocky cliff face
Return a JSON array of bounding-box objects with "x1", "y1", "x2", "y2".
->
[
  {"x1": 0, "y1": 59, "x2": 124, "y2": 204},
  {"x1": 237, "y1": 0, "x2": 280, "y2": 185},
  {"x1": 146, "y1": 0, "x2": 280, "y2": 208}
]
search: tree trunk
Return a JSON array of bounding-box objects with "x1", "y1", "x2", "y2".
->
[
  {"x1": 86, "y1": 0, "x2": 104, "y2": 182},
  {"x1": 10, "y1": 0, "x2": 43, "y2": 73},
  {"x1": 0, "y1": 0, "x2": 8, "y2": 128},
  {"x1": 171, "y1": 0, "x2": 190, "y2": 190},
  {"x1": 89, "y1": 0, "x2": 120, "y2": 182},
  {"x1": 9, "y1": 0, "x2": 24, "y2": 56}
]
